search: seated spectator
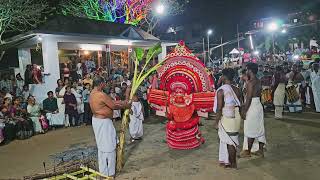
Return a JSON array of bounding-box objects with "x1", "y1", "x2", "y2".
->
[
  {"x1": 10, "y1": 97, "x2": 33, "y2": 139},
  {"x1": 21, "y1": 85, "x2": 31, "y2": 102},
  {"x1": 63, "y1": 86, "x2": 79, "y2": 127},
  {"x1": 43, "y1": 91, "x2": 64, "y2": 126},
  {"x1": 1, "y1": 87, "x2": 13, "y2": 100},
  {"x1": 0, "y1": 98, "x2": 16, "y2": 144},
  {"x1": 27, "y1": 96, "x2": 45, "y2": 134}
]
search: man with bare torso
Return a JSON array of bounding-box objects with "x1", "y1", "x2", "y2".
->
[
  {"x1": 241, "y1": 63, "x2": 266, "y2": 158},
  {"x1": 90, "y1": 76, "x2": 131, "y2": 178}
]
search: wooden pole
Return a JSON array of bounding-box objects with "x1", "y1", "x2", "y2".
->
[
  {"x1": 203, "y1": 38, "x2": 206, "y2": 63},
  {"x1": 221, "y1": 36, "x2": 224, "y2": 61}
]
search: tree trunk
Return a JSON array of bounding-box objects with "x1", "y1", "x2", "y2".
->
[{"x1": 116, "y1": 109, "x2": 130, "y2": 173}]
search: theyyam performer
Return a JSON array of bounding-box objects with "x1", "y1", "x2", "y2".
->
[{"x1": 148, "y1": 41, "x2": 215, "y2": 150}]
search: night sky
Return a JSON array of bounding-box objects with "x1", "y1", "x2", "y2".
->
[
  {"x1": 167, "y1": 0, "x2": 320, "y2": 39},
  {"x1": 47, "y1": 0, "x2": 319, "y2": 40}
]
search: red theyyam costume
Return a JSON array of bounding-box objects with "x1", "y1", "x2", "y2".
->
[{"x1": 148, "y1": 41, "x2": 215, "y2": 150}]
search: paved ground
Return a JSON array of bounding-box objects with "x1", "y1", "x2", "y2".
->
[{"x1": 0, "y1": 111, "x2": 320, "y2": 180}]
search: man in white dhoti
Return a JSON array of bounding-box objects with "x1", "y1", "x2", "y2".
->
[
  {"x1": 214, "y1": 68, "x2": 241, "y2": 169},
  {"x1": 272, "y1": 66, "x2": 287, "y2": 119},
  {"x1": 43, "y1": 91, "x2": 64, "y2": 126},
  {"x1": 90, "y1": 76, "x2": 131, "y2": 178},
  {"x1": 241, "y1": 63, "x2": 266, "y2": 158},
  {"x1": 129, "y1": 95, "x2": 144, "y2": 142},
  {"x1": 311, "y1": 63, "x2": 320, "y2": 112}
]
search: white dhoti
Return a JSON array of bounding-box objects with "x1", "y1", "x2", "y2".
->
[
  {"x1": 129, "y1": 102, "x2": 144, "y2": 139},
  {"x1": 244, "y1": 98, "x2": 267, "y2": 147},
  {"x1": 46, "y1": 113, "x2": 64, "y2": 126},
  {"x1": 92, "y1": 117, "x2": 117, "y2": 177},
  {"x1": 218, "y1": 122, "x2": 239, "y2": 165},
  {"x1": 98, "y1": 150, "x2": 116, "y2": 177},
  {"x1": 57, "y1": 88, "x2": 67, "y2": 126},
  {"x1": 273, "y1": 83, "x2": 286, "y2": 118},
  {"x1": 218, "y1": 108, "x2": 240, "y2": 165},
  {"x1": 312, "y1": 76, "x2": 320, "y2": 112}
]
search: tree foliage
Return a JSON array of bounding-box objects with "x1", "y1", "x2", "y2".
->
[
  {"x1": 117, "y1": 43, "x2": 163, "y2": 172},
  {"x1": 0, "y1": 0, "x2": 49, "y2": 44},
  {"x1": 60, "y1": 0, "x2": 188, "y2": 34}
]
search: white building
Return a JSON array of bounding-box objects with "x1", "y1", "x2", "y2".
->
[{"x1": 0, "y1": 16, "x2": 175, "y2": 102}]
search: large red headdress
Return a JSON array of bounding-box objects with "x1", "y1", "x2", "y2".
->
[{"x1": 157, "y1": 41, "x2": 214, "y2": 94}]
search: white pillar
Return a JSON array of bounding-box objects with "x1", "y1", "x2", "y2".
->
[
  {"x1": 32, "y1": 36, "x2": 60, "y2": 102},
  {"x1": 41, "y1": 36, "x2": 60, "y2": 93},
  {"x1": 18, "y1": 48, "x2": 31, "y2": 79},
  {"x1": 158, "y1": 43, "x2": 167, "y2": 61}
]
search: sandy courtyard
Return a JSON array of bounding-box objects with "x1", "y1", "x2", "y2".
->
[{"x1": 0, "y1": 111, "x2": 320, "y2": 180}]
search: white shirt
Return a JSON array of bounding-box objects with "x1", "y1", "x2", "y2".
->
[{"x1": 76, "y1": 63, "x2": 82, "y2": 75}]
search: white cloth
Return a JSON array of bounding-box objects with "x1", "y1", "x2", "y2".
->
[
  {"x1": 218, "y1": 122, "x2": 239, "y2": 165},
  {"x1": 273, "y1": 83, "x2": 286, "y2": 118},
  {"x1": 214, "y1": 84, "x2": 241, "y2": 132},
  {"x1": 213, "y1": 84, "x2": 241, "y2": 116},
  {"x1": 129, "y1": 102, "x2": 144, "y2": 139},
  {"x1": 98, "y1": 150, "x2": 116, "y2": 177},
  {"x1": 92, "y1": 117, "x2": 116, "y2": 153},
  {"x1": 311, "y1": 71, "x2": 320, "y2": 112},
  {"x1": 57, "y1": 86, "x2": 68, "y2": 126},
  {"x1": 244, "y1": 97, "x2": 266, "y2": 141},
  {"x1": 46, "y1": 113, "x2": 64, "y2": 126},
  {"x1": 92, "y1": 117, "x2": 117, "y2": 176}
]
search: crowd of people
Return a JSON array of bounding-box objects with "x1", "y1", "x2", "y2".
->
[
  {"x1": 214, "y1": 59, "x2": 320, "y2": 168},
  {"x1": 0, "y1": 60, "x2": 153, "y2": 145},
  {"x1": 0, "y1": 52, "x2": 319, "y2": 176},
  {"x1": 213, "y1": 59, "x2": 320, "y2": 169},
  {"x1": 212, "y1": 59, "x2": 320, "y2": 115}
]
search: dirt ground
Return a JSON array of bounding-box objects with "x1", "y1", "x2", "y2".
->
[{"x1": 0, "y1": 111, "x2": 320, "y2": 180}]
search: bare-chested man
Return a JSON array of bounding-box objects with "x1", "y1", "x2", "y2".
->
[
  {"x1": 240, "y1": 63, "x2": 266, "y2": 158},
  {"x1": 89, "y1": 76, "x2": 131, "y2": 178}
]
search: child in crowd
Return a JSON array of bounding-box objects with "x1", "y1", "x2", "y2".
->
[
  {"x1": 109, "y1": 88, "x2": 121, "y2": 122},
  {"x1": 129, "y1": 93, "x2": 144, "y2": 142}
]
